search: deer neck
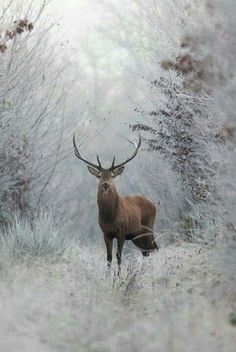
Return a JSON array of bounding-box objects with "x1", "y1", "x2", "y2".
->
[{"x1": 97, "y1": 184, "x2": 119, "y2": 223}]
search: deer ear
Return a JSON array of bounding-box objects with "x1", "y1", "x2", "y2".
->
[
  {"x1": 87, "y1": 166, "x2": 101, "y2": 178},
  {"x1": 112, "y1": 166, "x2": 125, "y2": 178}
]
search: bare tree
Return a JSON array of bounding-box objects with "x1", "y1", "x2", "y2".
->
[{"x1": 0, "y1": 0, "x2": 67, "y2": 224}]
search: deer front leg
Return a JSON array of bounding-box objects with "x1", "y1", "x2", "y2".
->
[
  {"x1": 103, "y1": 233, "x2": 113, "y2": 271},
  {"x1": 116, "y1": 236, "x2": 125, "y2": 276}
]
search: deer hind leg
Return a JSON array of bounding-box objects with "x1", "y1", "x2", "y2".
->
[
  {"x1": 132, "y1": 221, "x2": 159, "y2": 257},
  {"x1": 143, "y1": 217, "x2": 159, "y2": 255}
]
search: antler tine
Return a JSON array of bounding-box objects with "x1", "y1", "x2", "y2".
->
[
  {"x1": 73, "y1": 133, "x2": 102, "y2": 170},
  {"x1": 111, "y1": 156, "x2": 116, "y2": 168},
  {"x1": 96, "y1": 155, "x2": 102, "y2": 168},
  {"x1": 110, "y1": 134, "x2": 142, "y2": 170}
]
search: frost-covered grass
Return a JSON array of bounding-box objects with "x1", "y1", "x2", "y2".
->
[
  {"x1": 0, "y1": 215, "x2": 235, "y2": 352},
  {"x1": 0, "y1": 212, "x2": 71, "y2": 263}
]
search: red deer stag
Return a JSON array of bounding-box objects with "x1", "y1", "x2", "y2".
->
[{"x1": 73, "y1": 133, "x2": 158, "y2": 273}]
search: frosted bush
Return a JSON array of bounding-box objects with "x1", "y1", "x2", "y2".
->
[{"x1": 1, "y1": 211, "x2": 72, "y2": 261}]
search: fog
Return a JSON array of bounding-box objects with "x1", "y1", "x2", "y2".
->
[{"x1": 0, "y1": 0, "x2": 235, "y2": 351}]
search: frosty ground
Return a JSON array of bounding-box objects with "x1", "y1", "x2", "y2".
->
[{"x1": 0, "y1": 217, "x2": 235, "y2": 352}]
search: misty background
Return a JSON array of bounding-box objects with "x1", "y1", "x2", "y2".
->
[{"x1": 0, "y1": 0, "x2": 235, "y2": 351}]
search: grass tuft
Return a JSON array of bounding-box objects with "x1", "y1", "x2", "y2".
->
[{"x1": 1, "y1": 211, "x2": 71, "y2": 262}]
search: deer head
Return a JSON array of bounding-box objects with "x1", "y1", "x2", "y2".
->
[{"x1": 73, "y1": 133, "x2": 141, "y2": 195}]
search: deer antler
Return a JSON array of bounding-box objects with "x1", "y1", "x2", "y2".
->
[
  {"x1": 73, "y1": 133, "x2": 102, "y2": 169},
  {"x1": 110, "y1": 134, "x2": 142, "y2": 170},
  {"x1": 73, "y1": 133, "x2": 141, "y2": 170}
]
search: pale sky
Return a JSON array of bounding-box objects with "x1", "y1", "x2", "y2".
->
[
  {"x1": 52, "y1": 0, "x2": 105, "y2": 43},
  {"x1": 45, "y1": 0, "x2": 151, "y2": 141}
]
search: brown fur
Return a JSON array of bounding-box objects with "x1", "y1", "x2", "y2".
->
[
  {"x1": 94, "y1": 169, "x2": 159, "y2": 272},
  {"x1": 73, "y1": 133, "x2": 158, "y2": 273}
]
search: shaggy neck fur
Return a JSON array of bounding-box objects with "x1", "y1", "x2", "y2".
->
[{"x1": 97, "y1": 184, "x2": 119, "y2": 223}]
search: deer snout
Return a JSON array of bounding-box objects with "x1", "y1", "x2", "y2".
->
[{"x1": 102, "y1": 182, "x2": 110, "y2": 190}]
